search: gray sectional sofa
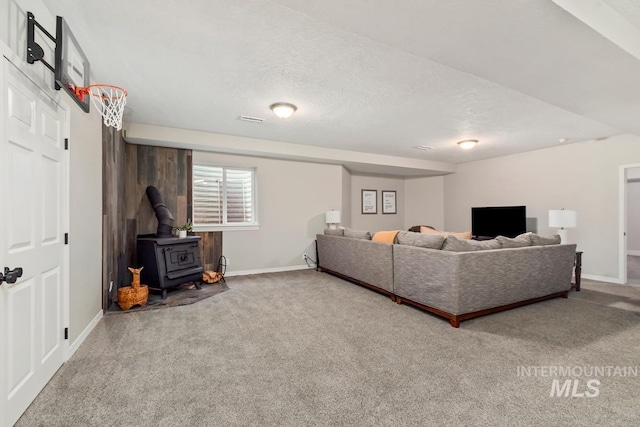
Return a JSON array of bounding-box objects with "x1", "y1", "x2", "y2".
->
[
  {"x1": 316, "y1": 232, "x2": 577, "y2": 327},
  {"x1": 316, "y1": 234, "x2": 395, "y2": 298}
]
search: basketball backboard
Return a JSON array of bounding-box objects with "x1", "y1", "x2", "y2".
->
[{"x1": 54, "y1": 16, "x2": 90, "y2": 112}]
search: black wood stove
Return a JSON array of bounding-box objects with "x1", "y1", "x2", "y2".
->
[
  {"x1": 137, "y1": 235, "x2": 203, "y2": 299},
  {"x1": 136, "y1": 186, "x2": 203, "y2": 299}
]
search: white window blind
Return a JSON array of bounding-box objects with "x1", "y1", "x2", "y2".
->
[{"x1": 193, "y1": 165, "x2": 256, "y2": 227}]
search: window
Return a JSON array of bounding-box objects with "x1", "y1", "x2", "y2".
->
[{"x1": 193, "y1": 164, "x2": 257, "y2": 229}]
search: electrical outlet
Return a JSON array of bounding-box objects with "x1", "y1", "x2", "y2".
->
[
  {"x1": 109, "y1": 281, "x2": 113, "y2": 292},
  {"x1": 303, "y1": 253, "x2": 308, "y2": 261}
]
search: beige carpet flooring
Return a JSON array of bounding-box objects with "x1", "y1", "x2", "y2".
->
[
  {"x1": 16, "y1": 270, "x2": 640, "y2": 426},
  {"x1": 627, "y1": 255, "x2": 640, "y2": 285}
]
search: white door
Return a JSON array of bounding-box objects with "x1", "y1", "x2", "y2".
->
[{"x1": 0, "y1": 59, "x2": 67, "y2": 427}]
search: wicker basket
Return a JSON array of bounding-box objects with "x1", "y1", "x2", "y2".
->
[{"x1": 117, "y1": 278, "x2": 149, "y2": 311}]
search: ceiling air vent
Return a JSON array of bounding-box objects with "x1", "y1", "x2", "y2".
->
[{"x1": 240, "y1": 115, "x2": 264, "y2": 123}]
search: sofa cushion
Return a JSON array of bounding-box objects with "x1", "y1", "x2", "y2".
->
[
  {"x1": 442, "y1": 235, "x2": 501, "y2": 252},
  {"x1": 372, "y1": 230, "x2": 401, "y2": 244},
  {"x1": 420, "y1": 226, "x2": 472, "y2": 240},
  {"x1": 496, "y1": 233, "x2": 532, "y2": 248},
  {"x1": 324, "y1": 228, "x2": 344, "y2": 236},
  {"x1": 530, "y1": 233, "x2": 561, "y2": 246},
  {"x1": 397, "y1": 231, "x2": 445, "y2": 249},
  {"x1": 344, "y1": 228, "x2": 372, "y2": 240}
]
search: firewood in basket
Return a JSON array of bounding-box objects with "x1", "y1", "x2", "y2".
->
[{"x1": 202, "y1": 270, "x2": 222, "y2": 283}]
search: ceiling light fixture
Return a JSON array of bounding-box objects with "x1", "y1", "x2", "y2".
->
[
  {"x1": 559, "y1": 138, "x2": 568, "y2": 143},
  {"x1": 270, "y1": 102, "x2": 297, "y2": 119},
  {"x1": 457, "y1": 139, "x2": 478, "y2": 149}
]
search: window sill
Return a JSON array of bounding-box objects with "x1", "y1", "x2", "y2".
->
[{"x1": 193, "y1": 224, "x2": 260, "y2": 232}]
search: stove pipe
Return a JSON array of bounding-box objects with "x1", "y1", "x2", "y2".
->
[{"x1": 146, "y1": 186, "x2": 174, "y2": 237}]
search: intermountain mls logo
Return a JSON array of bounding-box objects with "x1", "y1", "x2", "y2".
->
[{"x1": 517, "y1": 365, "x2": 638, "y2": 397}]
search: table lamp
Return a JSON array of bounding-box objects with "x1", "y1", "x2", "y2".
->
[
  {"x1": 548, "y1": 209, "x2": 577, "y2": 243},
  {"x1": 325, "y1": 210, "x2": 341, "y2": 229}
]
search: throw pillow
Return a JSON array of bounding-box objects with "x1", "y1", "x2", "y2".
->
[
  {"x1": 372, "y1": 230, "x2": 401, "y2": 244},
  {"x1": 344, "y1": 228, "x2": 372, "y2": 240},
  {"x1": 442, "y1": 235, "x2": 501, "y2": 252},
  {"x1": 496, "y1": 232, "x2": 532, "y2": 248},
  {"x1": 324, "y1": 228, "x2": 344, "y2": 236},
  {"x1": 397, "y1": 231, "x2": 445, "y2": 249},
  {"x1": 420, "y1": 226, "x2": 472, "y2": 240},
  {"x1": 529, "y1": 233, "x2": 561, "y2": 246}
]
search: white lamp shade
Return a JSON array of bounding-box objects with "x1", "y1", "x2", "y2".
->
[
  {"x1": 325, "y1": 210, "x2": 341, "y2": 224},
  {"x1": 548, "y1": 210, "x2": 577, "y2": 228},
  {"x1": 270, "y1": 102, "x2": 297, "y2": 119},
  {"x1": 457, "y1": 139, "x2": 478, "y2": 149}
]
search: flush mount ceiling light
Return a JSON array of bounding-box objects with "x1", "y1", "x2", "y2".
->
[
  {"x1": 457, "y1": 139, "x2": 478, "y2": 149},
  {"x1": 270, "y1": 102, "x2": 297, "y2": 119},
  {"x1": 559, "y1": 138, "x2": 568, "y2": 143}
]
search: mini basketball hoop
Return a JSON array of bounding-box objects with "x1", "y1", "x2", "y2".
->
[{"x1": 75, "y1": 84, "x2": 128, "y2": 130}]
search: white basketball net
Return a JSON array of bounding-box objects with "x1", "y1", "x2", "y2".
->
[{"x1": 87, "y1": 85, "x2": 127, "y2": 130}]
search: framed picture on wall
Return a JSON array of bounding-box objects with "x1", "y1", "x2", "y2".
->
[
  {"x1": 361, "y1": 189, "x2": 377, "y2": 214},
  {"x1": 382, "y1": 191, "x2": 397, "y2": 214}
]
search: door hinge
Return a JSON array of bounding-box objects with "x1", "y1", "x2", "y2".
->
[
  {"x1": 64, "y1": 138, "x2": 69, "y2": 150},
  {"x1": 64, "y1": 327, "x2": 68, "y2": 340},
  {"x1": 64, "y1": 233, "x2": 68, "y2": 245}
]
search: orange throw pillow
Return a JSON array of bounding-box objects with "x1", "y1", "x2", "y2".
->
[{"x1": 372, "y1": 230, "x2": 401, "y2": 243}]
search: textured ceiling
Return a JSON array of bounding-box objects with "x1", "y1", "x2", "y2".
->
[
  {"x1": 606, "y1": 0, "x2": 640, "y2": 28},
  {"x1": 38, "y1": 0, "x2": 640, "y2": 166}
]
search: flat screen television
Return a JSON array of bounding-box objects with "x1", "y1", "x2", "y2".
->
[{"x1": 471, "y1": 206, "x2": 526, "y2": 239}]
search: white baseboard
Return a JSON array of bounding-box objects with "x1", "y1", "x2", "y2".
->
[
  {"x1": 581, "y1": 274, "x2": 625, "y2": 285},
  {"x1": 226, "y1": 264, "x2": 313, "y2": 277},
  {"x1": 627, "y1": 250, "x2": 640, "y2": 256},
  {"x1": 67, "y1": 310, "x2": 103, "y2": 359}
]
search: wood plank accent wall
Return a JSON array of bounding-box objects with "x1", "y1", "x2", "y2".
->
[
  {"x1": 102, "y1": 127, "x2": 222, "y2": 309},
  {"x1": 102, "y1": 125, "x2": 126, "y2": 309},
  {"x1": 124, "y1": 144, "x2": 190, "y2": 236},
  {"x1": 197, "y1": 232, "x2": 224, "y2": 271}
]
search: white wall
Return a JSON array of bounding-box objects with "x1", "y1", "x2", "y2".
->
[
  {"x1": 350, "y1": 174, "x2": 404, "y2": 232},
  {"x1": 341, "y1": 167, "x2": 352, "y2": 228},
  {"x1": 348, "y1": 174, "x2": 446, "y2": 233},
  {"x1": 194, "y1": 151, "x2": 343, "y2": 273},
  {"x1": 1, "y1": 0, "x2": 56, "y2": 91},
  {"x1": 2, "y1": 0, "x2": 103, "y2": 343},
  {"x1": 67, "y1": 103, "x2": 102, "y2": 342},
  {"x1": 126, "y1": 123, "x2": 456, "y2": 178},
  {"x1": 444, "y1": 134, "x2": 640, "y2": 281},
  {"x1": 403, "y1": 176, "x2": 445, "y2": 230}
]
